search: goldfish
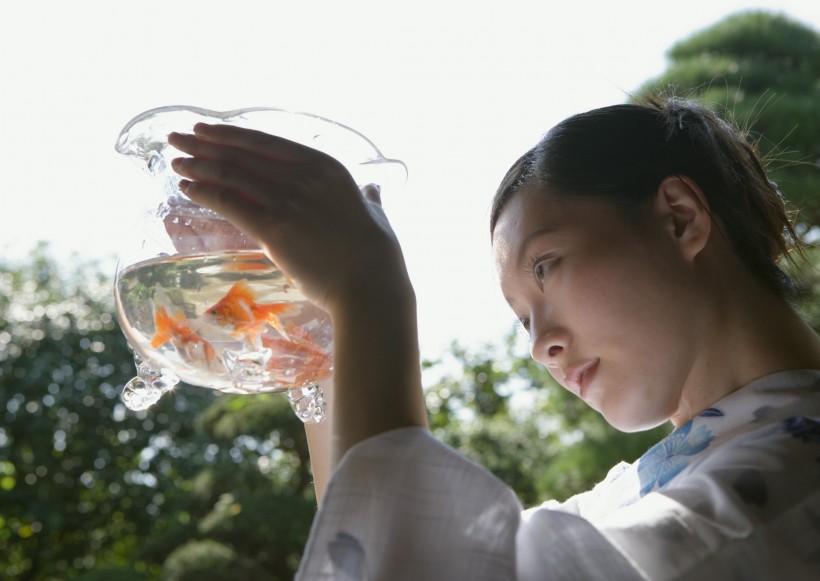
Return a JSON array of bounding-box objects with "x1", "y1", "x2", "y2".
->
[
  {"x1": 218, "y1": 252, "x2": 276, "y2": 273},
  {"x1": 150, "y1": 305, "x2": 217, "y2": 365},
  {"x1": 205, "y1": 280, "x2": 296, "y2": 345},
  {"x1": 261, "y1": 322, "x2": 333, "y2": 386}
]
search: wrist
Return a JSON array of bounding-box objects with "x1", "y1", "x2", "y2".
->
[
  {"x1": 326, "y1": 244, "x2": 414, "y2": 318},
  {"x1": 327, "y1": 257, "x2": 425, "y2": 460}
]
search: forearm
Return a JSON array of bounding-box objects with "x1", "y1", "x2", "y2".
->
[
  {"x1": 304, "y1": 377, "x2": 335, "y2": 504},
  {"x1": 329, "y1": 271, "x2": 428, "y2": 466}
]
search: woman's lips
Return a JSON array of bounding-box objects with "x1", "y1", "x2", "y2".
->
[{"x1": 564, "y1": 358, "x2": 599, "y2": 399}]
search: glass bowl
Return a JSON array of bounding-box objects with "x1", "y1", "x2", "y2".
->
[{"x1": 113, "y1": 106, "x2": 406, "y2": 421}]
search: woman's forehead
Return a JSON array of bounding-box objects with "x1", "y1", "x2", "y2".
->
[
  {"x1": 494, "y1": 187, "x2": 587, "y2": 235},
  {"x1": 492, "y1": 186, "x2": 649, "y2": 258},
  {"x1": 491, "y1": 190, "x2": 564, "y2": 267}
]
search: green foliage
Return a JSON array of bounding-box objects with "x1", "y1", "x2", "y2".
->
[
  {"x1": 635, "y1": 11, "x2": 820, "y2": 224},
  {"x1": 0, "y1": 246, "x2": 314, "y2": 579},
  {"x1": 668, "y1": 11, "x2": 820, "y2": 66},
  {"x1": 161, "y1": 540, "x2": 243, "y2": 581},
  {"x1": 74, "y1": 568, "x2": 145, "y2": 581},
  {"x1": 786, "y1": 244, "x2": 820, "y2": 333},
  {"x1": 5, "y1": 11, "x2": 820, "y2": 579}
]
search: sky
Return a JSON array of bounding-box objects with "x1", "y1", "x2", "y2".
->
[{"x1": 2, "y1": 0, "x2": 819, "y2": 361}]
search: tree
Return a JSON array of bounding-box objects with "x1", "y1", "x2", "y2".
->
[
  {"x1": 0, "y1": 245, "x2": 189, "y2": 579},
  {"x1": 6, "y1": 10, "x2": 819, "y2": 579},
  {"x1": 635, "y1": 11, "x2": 820, "y2": 225},
  {"x1": 0, "y1": 247, "x2": 315, "y2": 580}
]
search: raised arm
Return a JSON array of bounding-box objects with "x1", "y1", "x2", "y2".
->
[{"x1": 166, "y1": 125, "x2": 428, "y2": 474}]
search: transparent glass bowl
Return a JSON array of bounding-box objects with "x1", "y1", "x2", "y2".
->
[{"x1": 113, "y1": 106, "x2": 406, "y2": 421}]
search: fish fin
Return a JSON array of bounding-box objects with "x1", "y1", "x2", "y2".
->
[
  {"x1": 256, "y1": 302, "x2": 295, "y2": 318},
  {"x1": 150, "y1": 306, "x2": 172, "y2": 348},
  {"x1": 204, "y1": 340, "x2": 217, "y2": 364},
  {"x1": 225, "y1": 279, "x2": 256, "y2": 304},
  {"x1": 266, "y1": 315, "x2": 291, "y2": 341},
  {"x1": 286, "y1": 322, "x2": 323, "y2": 349},
  {"x1": 256, "y1": 304, "x2": 296, "y2": 337},
  {"x1": 172, "y1": 311, "x2": 189, "y2": 326}
]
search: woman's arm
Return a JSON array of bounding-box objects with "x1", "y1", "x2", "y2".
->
[
  {"x1": 329, "y1": 246, "x2": 426, "y2": 465},
  {"x1": 303, "y1": 378, "x2": 334, "y2": 503},
  {"x1": 306, "y1": 271, "x2": 426, "y2": 502},
  {"x1": 166, "y1": 125, "x2": 428, "y2": 472}
]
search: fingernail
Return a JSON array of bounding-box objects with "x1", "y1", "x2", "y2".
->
[{"x1": 178, "y1": 179, "x2": 190, "y2": 192}]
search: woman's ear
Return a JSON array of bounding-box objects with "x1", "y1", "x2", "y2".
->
[{"x1": 653, "y1": 175, "x2": 712, "y2": 262}]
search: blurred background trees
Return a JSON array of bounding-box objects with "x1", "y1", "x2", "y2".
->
[
  {"x1": 1, "y1": 9, "x2": 817, "y2": 580},
  {"x1": 0, "y1": 247, "x2": 315, "y2": 580}
]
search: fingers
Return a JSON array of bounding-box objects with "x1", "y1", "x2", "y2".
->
[
  {"x1": 191, "y1": 122, "x2": 327, "y2": 164},
  {"x1": 169, "y1": 131, "x2": 300, "y2": 191},
  {"x1": 168, "y1": 128, "x2": 342, "y2": 210},
  {"x1": 167, "y1": 123, "x2": 370, "y2": 268},
  {"x1": 171, "y1": 155, "x2": 281, "y2": 207}
]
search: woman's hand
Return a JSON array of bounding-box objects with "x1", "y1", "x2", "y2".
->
[
  {"x1": 167, "y1": 123, "x2": 406, "y2": 314},
  {"x1": 168, "y1": 123, "x2": 427, "y2": 463}
]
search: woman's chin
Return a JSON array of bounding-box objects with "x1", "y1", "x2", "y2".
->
[{"x1": 599, "y1": 405, "x2": 669, "y2": 433}]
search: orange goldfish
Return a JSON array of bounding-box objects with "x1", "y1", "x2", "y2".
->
[
  {"x1": 261, "y1": 322, "x2": 333, "y2": 386},
  {"x1": 205, "y1": 280, "x2": 296, "y2": 344},
  {"x1": 219, "y1": 253, "x2": 276, "y2": 273},
  {"x1": 150, "y1": 305, "x2": 217, "y2": 364}
]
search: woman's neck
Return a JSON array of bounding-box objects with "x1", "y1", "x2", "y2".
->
[{"x1": 671, "y1": 268, "x2": 820, "y2": 427}]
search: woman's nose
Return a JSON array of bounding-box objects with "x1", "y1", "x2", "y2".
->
[{"x1": 529, "y1": 318, "x2": 570, "y2": 366}]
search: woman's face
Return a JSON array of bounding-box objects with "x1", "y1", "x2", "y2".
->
[{"x1": 492, "y1": 186, "x2": 703, "y2": 431}]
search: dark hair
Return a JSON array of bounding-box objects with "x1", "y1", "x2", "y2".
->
[{"x1": 490, "y1": 96, "x2": 803, "y2": 300}]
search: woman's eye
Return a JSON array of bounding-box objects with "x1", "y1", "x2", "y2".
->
[
  {"x1": 517, "y1": 316, "x2": 531, "y2": 334},
  {"x1": 533, "y1": 258, "x2": 553, "y2": 284}
]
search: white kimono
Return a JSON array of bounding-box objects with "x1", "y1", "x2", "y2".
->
[{"x1": 297, "y1": 370, "x2": 820, "y2": 580}]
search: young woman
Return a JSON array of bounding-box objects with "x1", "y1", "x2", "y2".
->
[{"x1": 167, "y1": 97, "x2": 820, "y2": 580}]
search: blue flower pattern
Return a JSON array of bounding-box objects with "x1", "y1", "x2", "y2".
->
[
  {"x1": 637, "y1": 420, "x2": 714, "y2": 496},
  {"x1": 783, "y1": 416, "x2": 820, "y2": 444}
]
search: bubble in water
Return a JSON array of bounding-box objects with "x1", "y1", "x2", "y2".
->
[
  {"x1": 121, "y1": 377, "x2": 164, "y2": 411},
  {"x1": 287, "y1": 384, "x2": 326, "y2": 424}
]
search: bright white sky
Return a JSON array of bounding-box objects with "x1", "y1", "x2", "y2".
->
[{"x1": 2, "y1": 0, "x2": 818, "y2": 361}]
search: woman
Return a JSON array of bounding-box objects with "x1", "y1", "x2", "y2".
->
[{"x1": 167, "y1": 97, "x2": 820, "y2": 579}]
